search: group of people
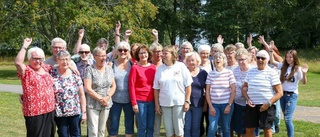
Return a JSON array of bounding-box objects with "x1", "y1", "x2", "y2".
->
[{"x1": 16, "y1": 21, "x2": 309, "y2": 137}]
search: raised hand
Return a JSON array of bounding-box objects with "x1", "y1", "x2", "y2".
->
[
  {"x1": 152, "y1": 29, "x2": 158, "y2": 36},
  {"x1": 125, "y1": 30, "x2": 132, "y2": 37},
  {"x1": 78, "y1": 29, "x2": 85, "y2": 38},
  {"x1": 116, "y1": 21, "x2": 121, "y2": 30},
  {"x1": 217, "y1": 35, "x2": 224, "y2": 44},
  {"x1": 23, "y1": 38, "x2": 32, "y2": 48},
  {"x1": 258, "y1": 35, "x2": 266, "y2": 45},
  {"x1": 301, "y1": 63, "x2": 309, "y2": 73},
  {"x1": 247, "y1": 34, "x2": 253, "y2": 47}
]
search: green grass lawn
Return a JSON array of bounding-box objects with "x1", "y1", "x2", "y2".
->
[{"x1": 0, "y1": 92, "x2": 320, "y2": 136}]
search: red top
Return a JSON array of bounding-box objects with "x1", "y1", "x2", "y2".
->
[
  {"x1": 17, "y1": 64, "x2": 55, "y2": 116},
  {"x1": 129, "y1": 64, "x2": 156, "y2": 106}
]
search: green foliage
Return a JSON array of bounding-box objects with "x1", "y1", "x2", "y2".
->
[{"x1": 0, "y1": 0, "x2": 158, "y2": 56}]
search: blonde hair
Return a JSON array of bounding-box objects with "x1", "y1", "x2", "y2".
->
[{"x1": 163, "y1": 46, "x2": 178, "y2": 64}]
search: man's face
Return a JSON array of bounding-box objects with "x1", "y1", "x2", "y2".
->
[{"x1": 51, "y1": 42, "x2": 65, "y2": 56}]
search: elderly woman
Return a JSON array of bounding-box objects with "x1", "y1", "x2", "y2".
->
[
  {"x1": 179, "y1": 41, "x2": 194, "y2": 62},
  {"x1": 183, "y1": 52, "x2": 208, "y2": 137},
  {"x1": 205, "y1": 52, "x2": 236, "y2": 137},
  {"x1": 129, "y1": 44, "x2": 157, "y2": 137},
  {"x1": 84, "y1": 47, "x2": 116, "y2": 137},
  {"x1": 231, "y1": 49, "x2": 253, "y2": 137},
  {"x1": 247, "y1": 46, "x2": 258, "y2": 66},
  {"x1": 269, "y1": 49, "x2": 308, "y2": 137},
  {"x1": 153, "y1": 46, "x2": 193, "y2": 137},
  {"x1": 198, "y1": 45, "x2": 212, "y2": 73},
  {"x1": 211, "y1": 43, "x2": 224, "y2": 59},
  {"x1": 15, "y1": 38, "x2": 55, "y2": 137},
  {"x1": 242, "y1": 50, "x2": 283, "y2": 137},
  {"x1": 108, "y1": 41, "x2": 134, "y2": 137},
  {"x1": 224, "y1": 44, "x2": 238, "y2": 71},
  {"x1": 51, "y1": 50, "x2": 86, "y2": 137}
]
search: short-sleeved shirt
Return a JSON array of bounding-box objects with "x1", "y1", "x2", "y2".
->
[
  {"x1": 206, "y1": 68, "x2": 236, "y2": 104},
  {"x1": 84, "y1": 64, "x2": 114, "y2": 110},
  {"x1": 277, "y1": 63, "x2": 303, "y2": 94},
  {"x1": 17, "y1": 64, "x2": 55, "y2": 116},
  {"x1": 153, "y1": 62, "x2": 193, "y2": 107},
  {"x1": 233, "y1": 66, "x2": 252, "y2": 106},
  {"x1": 76, "y1": 59, "x2": 94, "y2": 79},
  {"x1": 245, "y1": 66, "x2": 281, "y2": 105},
  {"x1": 191, "y1": 69, "x2": 208, "y2": 107},
  {"x1": 51, "y1": 69, "x2": 83, "y2": 117}
]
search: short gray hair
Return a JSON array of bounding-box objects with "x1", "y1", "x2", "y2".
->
[
  {"x1": 212, "y1": 52, "x2": 227, "y2": 68},
  {"x1": 184, "y1": 52, "x2": 201, "y2": 65},
  {"x1": 211, "y1": 43, "x2": 224, "y2": 52},
  {"x1": 235, "y1": 42, "x2": 245, "y2": 49},
  {"x1": 57, "y1": 50, "x2": 71, "y2": 59},
  {"x1": 235, "y1": 48, "x2": 249, "y2": 58},
  {"x1": 116, "y1": 41, "x2": 130, "y2": 51},
  {"x1": 27, "y1": 47, "x2": 45, "y2": 60},
  {"x1": 92, "y1": 47, "x2": 106, "y2": 56},
  {"x1": 181, "y1": 41, "x2": 194, "y2": 51},
  {"x1": 197, "y1": 45, "x2": 211, "y2": 54},
  {"x1": 96, "y1": 38, "x2": 109, "y2": 46},
  {"x1": 51, "y1": 37, "x2": 67, "y2": 47},
  {"x1": 149, "y1": 42, "x2": 163, "y2": 51}
]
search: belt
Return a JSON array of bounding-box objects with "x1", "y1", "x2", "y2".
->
[{"x1": 284, "y1": 91, "x2": 294, "y2": 95}]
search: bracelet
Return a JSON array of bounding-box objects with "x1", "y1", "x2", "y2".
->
[
  {"x1": 21, "y1": 46, "x2": 27, "y2": 50},
  {"x1": 83, "y1": 111, "x2": 86, "y2": 114},
  {"x1": 269, "y1": 50, "x2": 273, "y2": 52},
  {"x1": 115, "y1": 33, "x2": 120, "y2": 37},
  {"x1": 267, "y1": 100, "x2": 272, "y2": 107}
]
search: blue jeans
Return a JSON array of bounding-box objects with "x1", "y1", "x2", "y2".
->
[
  {"x1": 109, "y1": 102, "x2": 134, "y2": 135},
  {"x1": 136, "y1": 101, "x2": 155, "y2": 137},
  {"x1": 55, "y1": 115, "x2": 81, "y2": 137},
  {"x1": 271, "y1": 100, "x2": 281, "y2": 133},
  {"x1": 184, "y1": 106, "x2": 203, "y2": 137},
  {"x1": 208, "y1": 103, "x2": 234, "y2": 137},
  {"x1": 280, "y1": 93, "x2": 298, "y2": 137}
]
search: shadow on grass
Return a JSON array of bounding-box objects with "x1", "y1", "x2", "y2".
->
[{"x1": 0, "y1": 69, "x2": 18, "y2": 80}]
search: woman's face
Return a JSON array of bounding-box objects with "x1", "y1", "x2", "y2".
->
[
  {"x1": 256, "y1": 56, "x2": 268, "y2": 70},
  {"x1": 286, "y1": 53, "x2": 294, "y2": 66},
  {"x1": 138, "y1": 48, "x2": 149, "y2": 62},
  {"x1": 94, "y1": 51, "x2": 107, "y2": 65},
  {"x1": 152, "y1": 48, "x2": 162, "y2": 60},
  {"x1": 186, "y1": 55, "x2": 198, "y2": 69},
  {"x1": 29, "y1": 52, "x2": 44, "y2": 71},
  {"x1": 57, "y1": 55, "x2": 70, "y2": 70},
  {"x1": 181, "y1": 46, "x2": 191, "y2": 56},
  {"x1": 249, "y1": 49, "x2": 256, "y2": 59},
  {"x1": 214, "y1": 55, "x2": 224, "y2": 68},
  {"x1": 117, "y1": 47, "x2": 129, "y2": 59},
  {"x1": 236, "y1": 54, "x2": 248, "y2": 67},
  {"x1": 162, "y1": 50, "x2": 173, "y2": 64},
  {"x1": 211, "y1": 48, "x2": 219, "y2": 58},
  {"x1": 131, "y1": 45, "x2": 138, "y2": 56},
  {"x1": 200, "y1": 50, "x2": 210, "y2": 61}
]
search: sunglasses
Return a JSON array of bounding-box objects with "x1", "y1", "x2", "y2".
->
[
  {"x1": 79, "y1": 51, "x2": 90, "y2": 54},
  {"x1": 256, "y1": 56, "x2": 266, "y2": 60},
  {"x1": 118, "y1": 49, "x2": 128, "y2": 52}
]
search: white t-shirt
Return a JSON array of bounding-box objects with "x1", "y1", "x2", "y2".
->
[
  {"x1": 245, "y1": 66, "x2": 281, "y2": 105},
  {"x1": 233, "y1": 66, "x2": 252, "y2": 106},
  {"x1": 277, "y1": 63, "x2": 303, "y2": 94},
  {"x1": 153, "y1": 62, "x2": 193, "y2": 107},
  {"x1": 206, "y1": 68, "x2": 236, "y2": 104}
]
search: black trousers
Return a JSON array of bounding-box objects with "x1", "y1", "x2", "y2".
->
[{"x1": 24, "y1": 111, "x2": 55, "y2": 137}]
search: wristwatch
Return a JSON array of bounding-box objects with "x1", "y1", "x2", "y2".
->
[{"x1": 185, "y1": 100, "x2": 191, "y2": 105}]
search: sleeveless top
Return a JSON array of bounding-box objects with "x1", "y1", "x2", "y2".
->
[{"x1": 112, "y1": 60, "x2": 132, "y2": 103}]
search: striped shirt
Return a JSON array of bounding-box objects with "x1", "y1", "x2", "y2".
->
[
  {"x1": 206, "y1": 68, "x2": 236, "y2": 104},
  {"x1": 245, "y1": 66, "x2": 281, "y2": 105}
]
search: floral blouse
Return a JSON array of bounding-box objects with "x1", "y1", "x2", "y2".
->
[
  {"x1": 84, "y1": 65, "x2": 114, "y2": 110},
  {"x1": 17, "y1": 64, "x2": 55, "y2": 116},
  {"x1": 51, "y1": 69, "x2": 83, "y2": 117}
]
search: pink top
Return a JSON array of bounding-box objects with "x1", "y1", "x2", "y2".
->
[
  {"x1": 129, "y1": 64, "x2": 156, "y2": 106},
  {"x1": 17, "y1": 64, "x2": 55, "y2": 116}
]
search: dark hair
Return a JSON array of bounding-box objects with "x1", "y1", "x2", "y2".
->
[
  {"x1": 130, "y1": 43, "x2": 142, "y2": 60},
  {"x1": 134, "y1": 44, "x2": 153, "y2": 62},
  {"x1": 280, "y1": 50, "x2": 300, "y2": 83}
]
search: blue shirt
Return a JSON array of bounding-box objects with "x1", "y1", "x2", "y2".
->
[{"x1": 191, "y1": 69, "x2": 208, "y2": 107}]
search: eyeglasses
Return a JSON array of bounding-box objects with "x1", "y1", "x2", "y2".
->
[
  {"x1": 181, "y1": 47, "x2": 191, "y2": 50},
  {"x1": 52, "y1": 46, "x2": 64, "y2": 50},
  {"x1": 153, "y1": 50, "x2": 162, "y2": 54},
  {"x1": 256, "y1": 56, "x2": 266, "y2": 60},
  {"x1": 59, "y1": 58, "x2": 70, "y2": 62},
  {"x1": 95, "y1": 55, "x2": 107, "y2": 58},
  {"x1": 139, "y1": 52, "x2": 148, "y2": 55},
  {"x1": 118, "y1": 49, "x2": 128, "y2": 53},
  {"x1": 79, "y1": 51, "x2": 90, "y2": 54},
  {"x1": 237, "y1": 58, "x2": 247, "y2": 62},
  {"x1": 32, "y1": 58, "x2": 43, "y2": 61}
]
